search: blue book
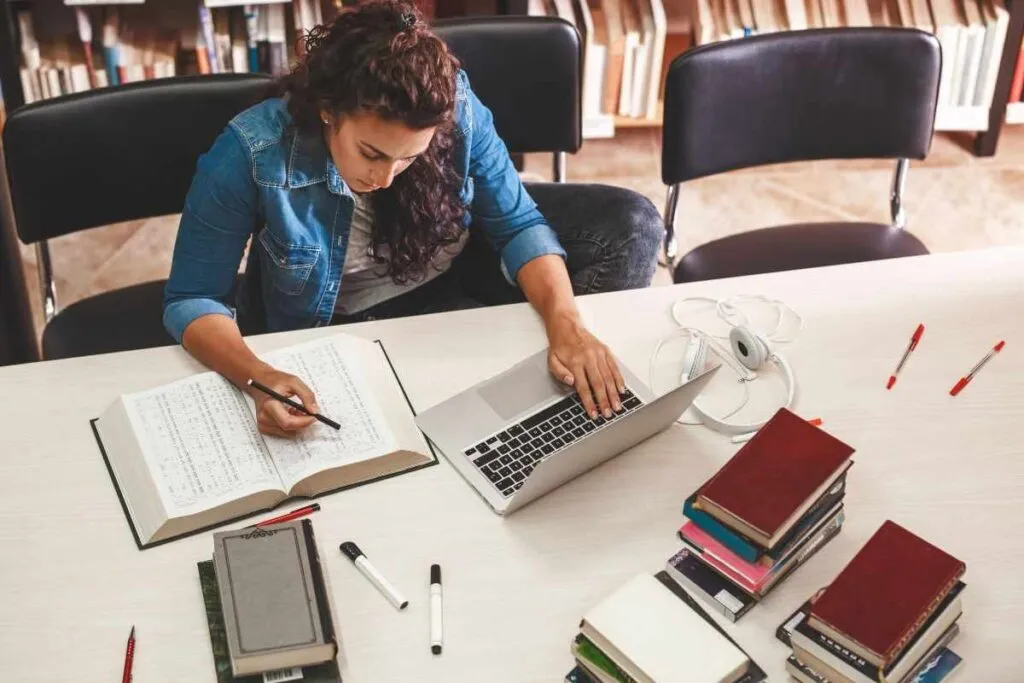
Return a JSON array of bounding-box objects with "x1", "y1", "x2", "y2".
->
[
  {"x1": 683, "y1": 496, "x2": 762, "y2": 563},
  {"x1": 102, "y1": 46, "x2": 119, "y2": 86},
  {"x1": 910, "y1": 647, "x2": 962, "y2": 683},
  {"x1": 564, "y1": 664, "x2": 598, "y2": 683}
]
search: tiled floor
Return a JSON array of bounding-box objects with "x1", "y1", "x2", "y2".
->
[{"x1": 16, "y1": 125, "x2": 1024, "y2": 338}]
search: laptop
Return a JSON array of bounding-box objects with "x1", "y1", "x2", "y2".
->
[{"x1": 414, "y1": 349, "x2": 719, "y2": 515}]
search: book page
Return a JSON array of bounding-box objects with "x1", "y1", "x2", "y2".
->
[
  {"x1": 255, "y1": 336, "x2": 400, "y2": 490},
  {"x1": 124, "y1": 372, "x2": 283, "y2": 518}
]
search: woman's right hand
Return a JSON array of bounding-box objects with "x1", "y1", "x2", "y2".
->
[{"x1": 248, "y1": 364, "x2": 321, "y2": 437}]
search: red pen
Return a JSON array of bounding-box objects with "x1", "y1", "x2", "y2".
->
[
  {"x1": 950, "y1": 340, "x2": 1005, "y2": 396},
  {"x1": 121, "y1": 626, "x2": 135, "y2": 683},
  {"x1": 888, "y1": 323, "x2": 925, "y2": 389},
  {"x1": 253, "y1": 503, "x2": 321, "y2": 528}
]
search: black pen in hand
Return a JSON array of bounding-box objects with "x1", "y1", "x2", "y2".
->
[{"x1": 246, "y1": 379, "x2": 341, "y2": 430}]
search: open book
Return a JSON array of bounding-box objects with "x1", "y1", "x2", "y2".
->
[{"x1": 92, "y1": 334, "x2": 434, "y2": 549}]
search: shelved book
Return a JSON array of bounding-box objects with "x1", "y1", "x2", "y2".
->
[
  {"x1": 569, "y1": 571, "x2": 766, "y2": 682},
  {"x1": 92, "y1": 334, "x2": 434, "y2": 548},
  {"x1": 673, "y1": 408, "x2": 853, "y2": 620},
  {"x1": 775, "y1": 520, "x2": 967, "y2": 683}
]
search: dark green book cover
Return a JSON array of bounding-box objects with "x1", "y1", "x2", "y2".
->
[{"x1": 198, "y1": 560, "x2": 342, "y2": 683}]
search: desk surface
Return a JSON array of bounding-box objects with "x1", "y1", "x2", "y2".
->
[{"x1": 2, "y1": 246, "x2": 1023, "y2": 682}]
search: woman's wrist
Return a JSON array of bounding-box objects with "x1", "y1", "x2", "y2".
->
[
  {"x1": 544, "y1": 305, "x2": 583, "y2": 338},
  {"x1": 244, "y1": 360, "x2": 277, "y2": 392}
]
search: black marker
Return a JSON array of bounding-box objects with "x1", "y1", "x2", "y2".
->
[{"x1": 430, "y1": 564, "x2": 443, "y2": 654}]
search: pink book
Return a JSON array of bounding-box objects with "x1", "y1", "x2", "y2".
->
[{"x1": 680, "y1": 520, "x2": 769, "y2": 594}]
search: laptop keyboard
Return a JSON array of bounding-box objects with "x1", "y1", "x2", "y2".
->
[{"x1": 462, "y1": 388, "x2": 644, "y2": 498}]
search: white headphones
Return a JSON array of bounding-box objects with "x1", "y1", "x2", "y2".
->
[{"x1": 650, "y1": 295, "x2": 800, "y2": 436}]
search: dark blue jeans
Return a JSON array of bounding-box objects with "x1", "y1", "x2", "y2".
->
[{"x1": 331, "y1": 183, "x2": 664, "y2": 324}]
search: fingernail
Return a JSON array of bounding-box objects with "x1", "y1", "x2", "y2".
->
[
  {"x1": 590, "y1": 411, "x2": 598, "y2": 420},
  {"x1": 614, "y1": 400, "x2": 622, "y2": 411},
  {"x1": 604, "y1": 409, "x2": 613, "y2": 418},
  {"x1": 564, "y1": 375, "x2": 574, "y2": 385}
]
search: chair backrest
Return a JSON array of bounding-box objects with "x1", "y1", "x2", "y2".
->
[
  {"x1": 433, "y1": 15, "x2": 582, "y2": 155},
  {"x1": 3, "y1": 73, "x2": 273, "y2": 244},
  {"x1": 661, "y1": 28, "x2": 941, "y2": 185}
]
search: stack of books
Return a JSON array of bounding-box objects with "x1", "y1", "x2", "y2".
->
[
  {"x1": 666, "y1": 408, "x2": 854, "y2": 622},
  {"x1": 565, "y1": 571, "x2": 766, "y2": 683},
  {"x1": 776, "y1": 520, "x2": 967, "y2": 683},
  {"x1": 197, "y1": 519, "x2": 342, "y2": 683}
]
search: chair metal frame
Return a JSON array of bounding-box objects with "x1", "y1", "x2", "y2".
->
[{"x1": 663, "y1": 157, "x2": 911, "y2": 265}]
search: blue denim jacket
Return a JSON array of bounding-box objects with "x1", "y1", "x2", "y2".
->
[{"x1": 163, "y1": 70, "x2": 566, "y2": 342}]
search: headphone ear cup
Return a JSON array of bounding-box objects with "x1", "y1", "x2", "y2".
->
[{"x1": 729, "y1": 325, "x2": 770, "y2": 371}]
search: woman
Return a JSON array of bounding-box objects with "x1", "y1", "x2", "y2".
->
[{"x1": 164, "y1": 0, "x2": 664, "y2": 437}]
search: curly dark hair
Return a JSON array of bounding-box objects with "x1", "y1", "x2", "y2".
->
[{"x1": 273, "y1": 0, "x2": 464, "y2": 284}]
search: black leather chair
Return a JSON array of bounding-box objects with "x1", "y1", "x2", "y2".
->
[
  {"x1": 433, "y1": 15, "x2": 582, "y2": 181},
  {"x1": 661, "y1": 28, "x2": 940, "y2": 283},
  {"x1": 3, "y1": 73, "x2": 272, "y2": 360}
]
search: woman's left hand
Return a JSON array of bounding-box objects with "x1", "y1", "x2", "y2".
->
[{"x1": 546, "y1": 312, "x2": 626, "y2": 420}]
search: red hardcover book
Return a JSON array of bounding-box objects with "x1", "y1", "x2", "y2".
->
[
  {"x1": 695, "y1": 408, "x2": 854, "y2": 548},
  {"x1": 809, "y1": 520, "x2": 966, "y2": 667}
]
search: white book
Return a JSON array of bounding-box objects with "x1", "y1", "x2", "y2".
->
[
  {"x1": 644, "y1": 0, "x2": 667, "y2": 119},
  {"x1": 932, "y1": 0, "x2": 964, "y2": 106},
  {"x1": 958, "y1": 0, "x2": 985, "y2": 106},
  {"x1": 630, "y1": 0, "x2": 655, "y2": 117},
  {"x1": 619, "y1": 0, "x2": 642, "y2": 115},
  {"x1": 579, "y1": 573, "x2": 752, "y2": 683},
  {"x1": 973, "y1": 0, "x2": 1009, "y2": 107},
  {"x1": 93, "y1": 334, "x2": 433, "y2": 548}
]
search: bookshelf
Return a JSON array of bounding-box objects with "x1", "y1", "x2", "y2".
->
[
  {"x1": 0, "y1": 0, "x2": 529, "y2": 114},
  {"x1": 0, "y1": 0, "x2": 1019, "y2": 145},
  {"x1": 536, "y1": 0, "x2": 1024, "y2": 156}
]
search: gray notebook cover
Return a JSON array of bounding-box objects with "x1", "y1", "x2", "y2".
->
[{"x1": 213, "y1": 520, "x2": 334, "y2": 669}]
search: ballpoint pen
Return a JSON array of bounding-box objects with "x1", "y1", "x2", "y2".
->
[
  {"x1": 121, "y1": 626, "x2": 135, "y2": 683},
  {"x1": 950, "y1": 340, "x2": 1005, "y2": 396},
  {"x1": 252, "y1": 503, "x2": 321, "y2": 528},
  {"x1": 888, "y1": 323, "x2": 925, "y2": 390}
]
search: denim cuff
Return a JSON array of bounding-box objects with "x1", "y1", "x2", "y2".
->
[
  {"x1": 163, "y1": 298, "x2": 235, "y2": 343},
  {"x1": 499, "y1": 223, "x2": 567, "y2": 285}
]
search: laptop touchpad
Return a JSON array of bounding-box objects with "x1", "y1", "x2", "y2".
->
[{"x1": 477, "y1": 358, "x2": 568, "y2": 420}]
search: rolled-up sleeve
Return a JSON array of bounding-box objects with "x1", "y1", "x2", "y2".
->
[
  {"x1": 163, "y1": 125, "x2": 257, "y2": 343},
  {"x1": 463, "y1": 72, "x2": 566, "y2": 284}
]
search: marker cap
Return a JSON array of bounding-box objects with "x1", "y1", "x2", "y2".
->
[
  {"x1": 431, "y1": 564, "x2": 441, "y2": 584},
  {"x1": 340, "y1": 541, "x2": 363, "y2": 562}
]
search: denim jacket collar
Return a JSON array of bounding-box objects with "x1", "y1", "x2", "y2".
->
[{"x1": 286, "y1": 127, "x2": 349, "y2": 197}]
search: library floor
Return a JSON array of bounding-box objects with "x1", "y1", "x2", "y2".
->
[{"x1": 15, "y1": 125, "x2": 1024, "y2": 339}]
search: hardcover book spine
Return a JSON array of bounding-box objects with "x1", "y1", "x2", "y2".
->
[
  {"x1": 795, "y1": 619, "x2": 882, "y2": 680},
  {"x1": 765, "y1": 477, "x2": 846, "y2": 563},
  {"x1": 301, "y1": 520, "x2": 337, "y2": 654},
  {"x1": 884, "y1": 571, "x2": 964, "y2": 665}
]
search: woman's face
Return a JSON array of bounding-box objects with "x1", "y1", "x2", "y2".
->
[{"x1": 322, "y1": 109, "x2": 436, "y2": 194}]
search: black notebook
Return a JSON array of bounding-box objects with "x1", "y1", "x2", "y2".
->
[{"x1": 92, "y1": 334, "x2": 435, "y2": 549}]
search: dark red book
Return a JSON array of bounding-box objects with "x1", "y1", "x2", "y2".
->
[
  {"x1": 695, "y1": 408, "x2": 854, "y2": 548},
  {"x1": 808, "y1": 520, "x2": 966, "y2": 667}
]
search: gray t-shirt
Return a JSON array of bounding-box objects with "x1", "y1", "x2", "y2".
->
[{"x1": 334, "y1": 191, "x2": 469, "y2": 315}]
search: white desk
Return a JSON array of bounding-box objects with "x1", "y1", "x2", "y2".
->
[{"x1": 2, "y1": 246, "x2": 1023, "y2": 682}]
